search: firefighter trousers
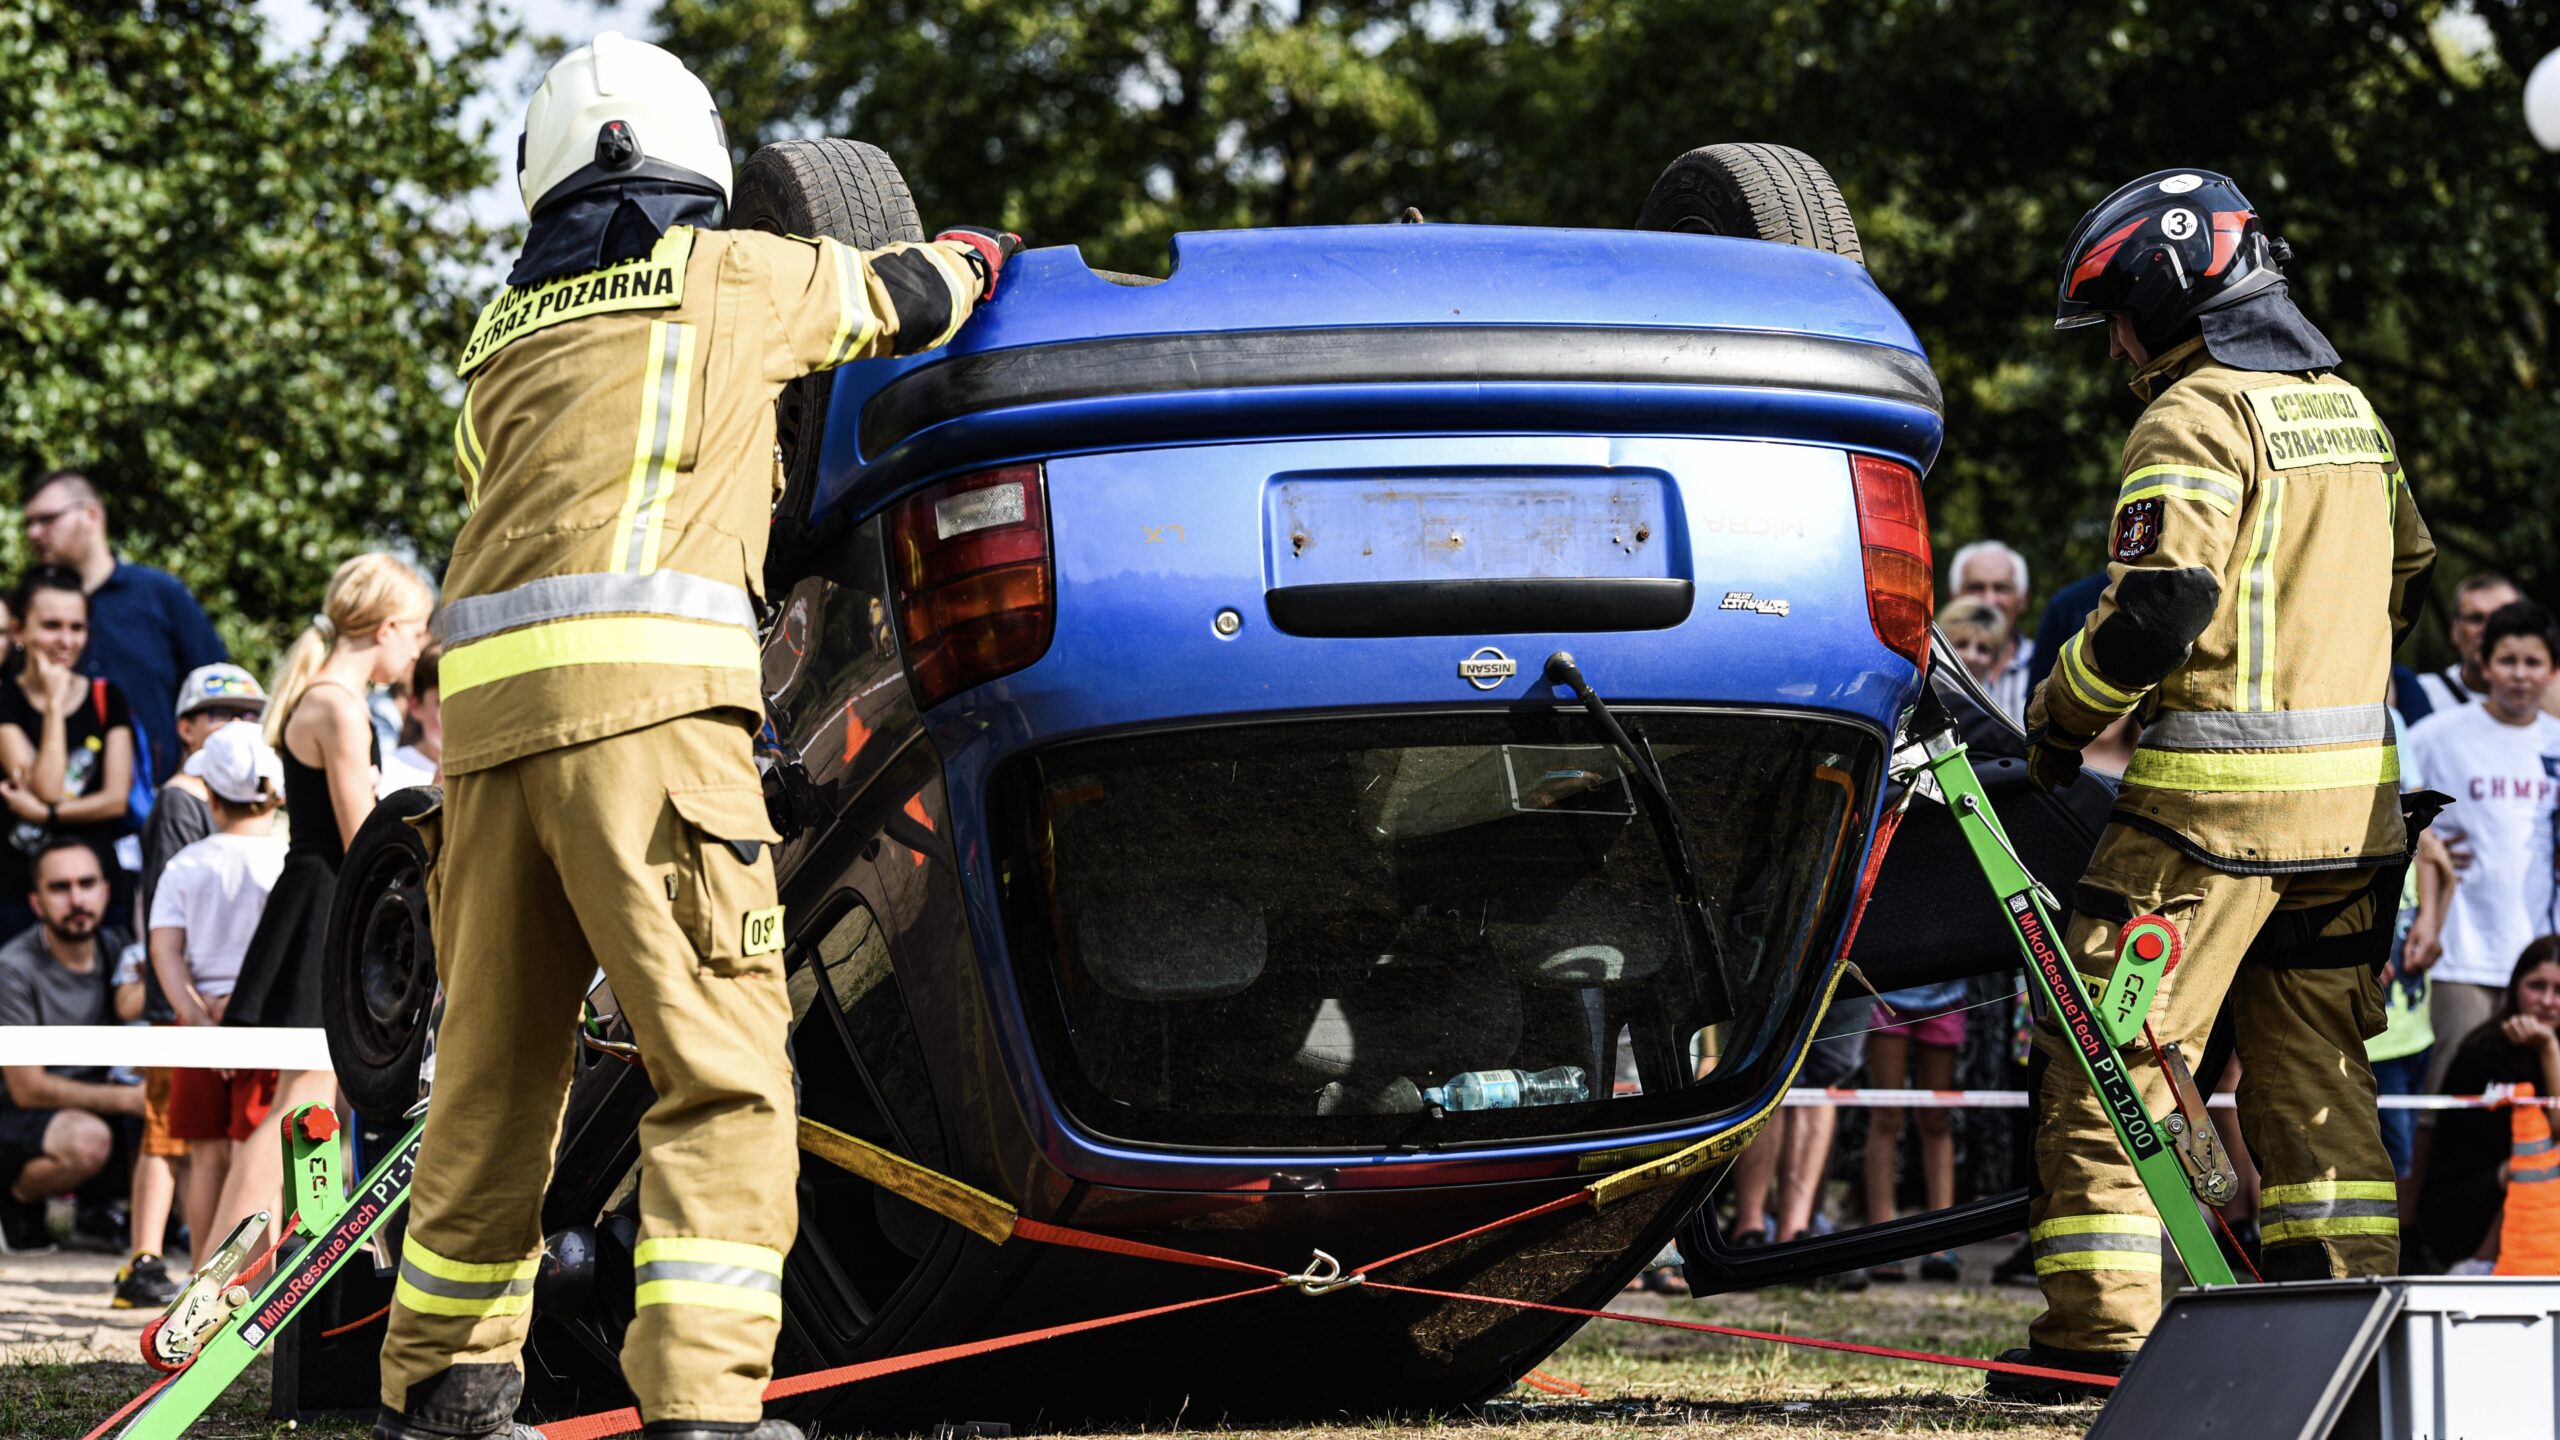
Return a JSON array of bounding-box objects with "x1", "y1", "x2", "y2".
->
[
  {"x1": 2029, "y1": 824, "x2": 2397, "y2": 1354},
  {"x1": 378, "y1": 712, "x2": 795, "y2": 1425}
]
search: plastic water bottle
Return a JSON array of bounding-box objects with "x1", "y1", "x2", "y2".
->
[{"x1": 1423, "y1": 1066, "x2": 1588, "y2": 1112}]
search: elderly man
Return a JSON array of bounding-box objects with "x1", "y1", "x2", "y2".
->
[
  {"x1": 1949, "y1": 539, "x2": 2036, "y2": 721},
  {"x1": 2406, "y1": 572, "x2": 2521, "y2": 714},
  {"x1": 22, "y1": 471, "x2": 228, "y2": 788}
]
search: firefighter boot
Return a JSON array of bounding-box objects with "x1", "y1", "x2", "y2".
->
[
  {"x1": 372, "y1": 1364, "x2": 542, "y2": 1440},
  {"x1": 1984, "y1": 1343, "x2": 2131, "y2": 1404}
]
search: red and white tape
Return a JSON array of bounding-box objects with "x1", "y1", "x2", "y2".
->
[
  {"x1": 1779, "y1": 1086, "x2": 2555, "y2": 1111},
  {"x1": 0, "y1": 1025, "x2": 332, "y2": 1070}
]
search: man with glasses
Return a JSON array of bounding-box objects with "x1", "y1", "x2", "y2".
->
[
  {"x1": 2410, "y1": 572, "x2": 2524, "y2": 715},
  {"x1": 22, "y1": 470, "x2": 229, "y2": 793}
]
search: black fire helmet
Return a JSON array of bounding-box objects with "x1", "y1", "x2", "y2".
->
[{"x1": 2054, "y1": 169, "x2": 2291, "y2": 350}]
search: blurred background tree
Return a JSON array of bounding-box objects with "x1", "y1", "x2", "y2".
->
[
  {"x1": 7, "y1": 0, "x2": 2554, "y2": 667},
  {"x1": 0, "y1": 0, "x2": 513, "y2": 670},
  {"x1": 661, "y1": 0, "x2": 2560, "y2": 659}
]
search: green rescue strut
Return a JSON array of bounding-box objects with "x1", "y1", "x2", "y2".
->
[
  {"x1": 109, "y1": 1103, "x2": 424, "y2": 1440},
  {"x1": 1903, "y1": 726, "x2": 2238, "y2": 1288}
]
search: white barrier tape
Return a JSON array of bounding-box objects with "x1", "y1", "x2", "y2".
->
[
  {"x1": 0, "y1": 1026, "x2": 334, "y2": 1070},
  {"x1": 1780, "y1": 1086, "x2": 2559, "y2": 1111}
]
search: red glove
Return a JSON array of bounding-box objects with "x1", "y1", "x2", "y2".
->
[{"x1": 934, "y1": 227, "x2": 1024, "y2": 301}]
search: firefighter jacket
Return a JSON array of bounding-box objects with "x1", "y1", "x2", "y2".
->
[
  {"x1": 2028, "y1": 337, "x2": 2436, "y2": 872},
  {"x1": 438, "y1": 226, "x2": 980, "y2": 775}
]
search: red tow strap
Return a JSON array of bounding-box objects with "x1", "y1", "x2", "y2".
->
[
  {"x1": 1009, "y1": 1217, "x2": 1289, "y2": 1278},
  {"x1": 527, "y1": 1184, "x2": 2109, "y2": 1439},
  {"x1": 533, "y1": 1288, "x2": 1277, "y2": 1440}
]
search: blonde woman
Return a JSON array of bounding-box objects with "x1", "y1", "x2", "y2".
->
[
  {"x1": 212, "y1": 554, "x2": 432, "y2": 1245},
  {"x1": 1935, "y1": 597, "x2": 2010, "y2": 688}
]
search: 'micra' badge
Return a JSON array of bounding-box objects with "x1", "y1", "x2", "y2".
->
[{"x1": 2112, "y1": 498, "x2": 2166, "y2": 562}]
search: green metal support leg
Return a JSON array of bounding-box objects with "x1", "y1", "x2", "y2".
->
[{"x1": 1906, "y1": 730, "x2": 2238, "y2": 1288}]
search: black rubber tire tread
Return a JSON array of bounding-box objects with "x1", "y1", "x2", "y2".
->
[
  {"x1": 1636, "y1": 143, "x2": 1863, "y2": 265},
  {"x1": 321, "y1": 783, "x2": 443, "y2": 1124},
  {"x1": 730, "y1": 140, "x2": 926, "y2": 587}
]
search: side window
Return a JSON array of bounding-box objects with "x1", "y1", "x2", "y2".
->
[
  {"x1": 762, "y1": 514, "x2": 906, "y2": 783},
  {"x1": 793, "y1": 891, "x2": 946, "y2": 1174}
]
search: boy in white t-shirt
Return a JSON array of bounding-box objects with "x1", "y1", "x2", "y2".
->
[
  {"x1": 144, "y1": 722, "x2": 286, "y2": 1270},
  {"x1": 2404, "y1": 600, "x2": 2560, "y2": 1091}
]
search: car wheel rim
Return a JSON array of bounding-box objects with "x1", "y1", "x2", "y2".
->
[{"x1": 351, "y1": 848, "x2": 432, "y2": 1067}]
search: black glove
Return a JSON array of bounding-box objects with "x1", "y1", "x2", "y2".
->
[
  {"x1": 2025, "y1": 725, "x2": 2090, "y2": 794},
  {"x1": 934, "y1": 226, "x2": 1024, "y2": 301}
]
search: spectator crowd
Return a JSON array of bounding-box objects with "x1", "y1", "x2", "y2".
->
[{"x1": 0, "y1": 470, "x2": 440, "y2": 1311}]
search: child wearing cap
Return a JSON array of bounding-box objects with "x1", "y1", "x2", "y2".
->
[
  {"x1": 122, "y1": 665, "x2": 268, "y2": 1281},
  {"x1": 146, "y1": 722, "x2": 286, "y2": 1271}
]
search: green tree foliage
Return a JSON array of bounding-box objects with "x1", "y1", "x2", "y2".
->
[
  {"x1": 0, "y1": 0, "x2": 511, "y2": 670},
  {"x1": 660, "y1": 0, "x2": 2560, "y2": 655}
]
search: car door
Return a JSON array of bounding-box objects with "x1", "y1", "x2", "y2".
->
[{"x1": 1680, "y1": 627, "x2": 2124, "y2": 1291}]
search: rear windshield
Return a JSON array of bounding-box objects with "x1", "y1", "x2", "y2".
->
[{"x1": 988, "y1": 711, "x2": 1878, "y2": 1150}]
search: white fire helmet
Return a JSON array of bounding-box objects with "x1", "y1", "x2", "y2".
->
[{"x1": 518, "y1": 32, "x2": 731, "y2": 218}]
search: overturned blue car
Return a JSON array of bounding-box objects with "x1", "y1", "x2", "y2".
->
[{"x1": 308, "y1": 141, "x2": 2079, "y2": 1430}]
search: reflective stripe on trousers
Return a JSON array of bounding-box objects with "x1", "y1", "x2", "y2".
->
[
  {"x1": 632, "y1": 1236, "x2": 785, "y2": 1320},
  {"x1": 2259, "y1": 1180, "x2": 2400, "y2": 1246},
  {"x1": 394, "y1": 1238, "x2": 538, "y2": 1319},
  {"x1": 2030, "y1": 1214, "x2": 2163, "y2": 1276}
]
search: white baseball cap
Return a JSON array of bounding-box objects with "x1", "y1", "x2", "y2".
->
[{"x1": 183, "y1": 721, "x2": 283, "y2": 805}]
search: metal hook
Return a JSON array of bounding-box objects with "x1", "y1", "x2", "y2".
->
[{"x1": 1283, "y1": 1248, "x2": 1363, "y2": 1296}]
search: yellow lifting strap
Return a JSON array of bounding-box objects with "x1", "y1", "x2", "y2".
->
[
  {"x1": 795, "y1": 1117, "x2": 1018, "y2": 1246},
  {"x1": 799, "y1": 1106, "x2": 1737, "y2": 1239}
]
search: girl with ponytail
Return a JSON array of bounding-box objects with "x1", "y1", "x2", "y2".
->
[{"x1": 213, "y1": 553, "x2": 431, "y2": 1248}]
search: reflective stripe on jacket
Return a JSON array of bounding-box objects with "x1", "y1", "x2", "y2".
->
[
  {"x1": 2030, "y1": 338, "x2": 2436, "y2": 871},
  {"x1": 439, "y1": 226, "x2": 976, "y2": 774}
]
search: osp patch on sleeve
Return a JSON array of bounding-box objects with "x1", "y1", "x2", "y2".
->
[
  {"x1": 2112, "y1": 497, "x2": 2166, "y2": 562},
  {"x1": 742, "y1": 905, "x2": 786, "y2": 957},
  {"x1": 2244, "y1": 382, "x2": 2393, "y2": 470}
]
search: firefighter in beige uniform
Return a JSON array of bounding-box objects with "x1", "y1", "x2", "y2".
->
[
  {"x1": 375, "y1": 34, "x2": 1015, "y2": 1440},
  {"x1": 1989, "y1": 170, "x2": 2437, "y2": 1400}
]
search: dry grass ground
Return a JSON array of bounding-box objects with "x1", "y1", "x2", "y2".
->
[{"x1": 3, "y1": 1274, "x2": 2094, "y2": 1440}]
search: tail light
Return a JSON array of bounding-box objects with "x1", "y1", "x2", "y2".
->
[
  {"x1": 889, "y1": 464, "x2": 1053, "y2": 709},
  {"x1": 1850, "y1": 454, "x2": 1932, "y2": 670}
]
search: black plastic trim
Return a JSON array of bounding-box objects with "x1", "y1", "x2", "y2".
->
[
  {"x1": 1265, "y1": 578, "x2": 1694, "y2": 638},
  {"x1": 1679, "y1": 1189, "x2": 2031, "y2": 1294},
  {"x1": 860, "y1": 324, "x2": 1944, "y2": 456}
]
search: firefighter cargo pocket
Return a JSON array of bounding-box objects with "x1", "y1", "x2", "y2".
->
[{"x1": 665, "y1": 784, "x2": 783, "y2": 976}]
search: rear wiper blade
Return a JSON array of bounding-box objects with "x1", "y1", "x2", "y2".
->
[{"x1": 1542, "y1": 652, "x2": 1734, "y2": 1024}]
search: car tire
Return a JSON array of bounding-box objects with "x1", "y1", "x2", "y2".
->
[
  {"x1": 1637, "y1": 143, "x2": 1863, "y2": 264},
  {"x1": 731, "y1": 139, "x2": 927, "y2": 591},
  {"x1": 321, "y1": 784, "x2": 441, "y2": 1123}
]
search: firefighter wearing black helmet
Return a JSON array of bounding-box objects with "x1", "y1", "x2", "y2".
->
[{"x1": 1993, "y1": 170, "x2": 2438, "y2": 1401}]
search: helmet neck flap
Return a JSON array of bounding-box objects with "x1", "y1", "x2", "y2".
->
[
  {"x1": 2195, "y1": 281, "x2": 2340, "y2": 374},
  {"x1": 507, "y1": 180, "x2": 722, "y2": 288}
]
